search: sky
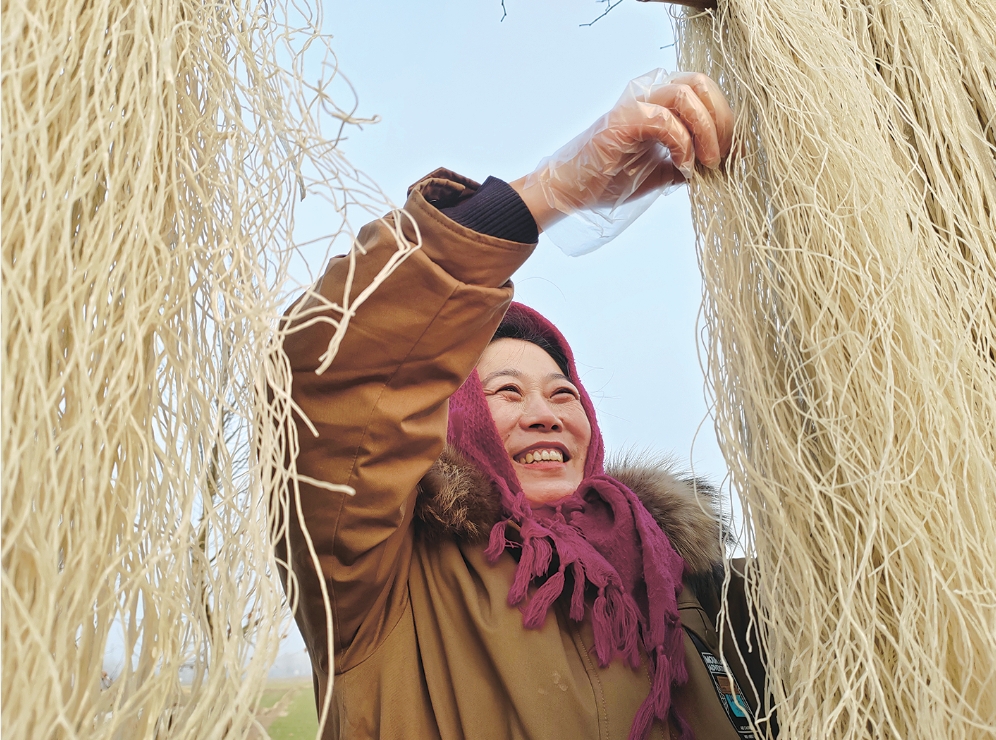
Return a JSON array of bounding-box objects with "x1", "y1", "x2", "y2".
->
[{"x1": 273, "y1": 0, "x2": 736, "y2": 673}]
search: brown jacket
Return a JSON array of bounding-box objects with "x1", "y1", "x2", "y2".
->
[{"x1": 279, "y1": 170, "x2": 765, "y2": 739}]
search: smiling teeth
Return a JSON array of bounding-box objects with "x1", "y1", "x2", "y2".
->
[{"x1": 516, "y1": 449, "x2": 564, "y2": 464}]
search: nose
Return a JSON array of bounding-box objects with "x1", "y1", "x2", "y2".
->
[{"x1": 520, "y1": 392, "x2": 562, "y2": 432}]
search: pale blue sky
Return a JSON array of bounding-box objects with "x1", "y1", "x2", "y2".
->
[{"x1": 275, "y1": 0, "x2": 734, "y2": 670}]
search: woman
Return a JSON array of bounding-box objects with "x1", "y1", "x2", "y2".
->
[{"x1": 279, "y1": 71, "x2": 765, "y2": 739}]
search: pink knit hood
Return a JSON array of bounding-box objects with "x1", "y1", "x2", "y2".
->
[{"x1": 446, "y1": 302, "x2": 691, "y2": 740}]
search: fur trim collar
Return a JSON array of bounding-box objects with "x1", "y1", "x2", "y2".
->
[{"x1": 415, "y1": 447, "x2": 728, "y2": 578}]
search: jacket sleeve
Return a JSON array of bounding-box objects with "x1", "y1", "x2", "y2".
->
[{"x1": 278, "y1": 170, "x2": 535, "y2": 674}]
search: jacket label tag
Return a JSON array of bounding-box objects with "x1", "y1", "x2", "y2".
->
[{"x1": 686, "y1": 628, "x2": 757, "y2": 739}]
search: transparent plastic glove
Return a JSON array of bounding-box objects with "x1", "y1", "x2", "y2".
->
[{"x1": 513, "y1": 69, "x2": 733, "y2": 255}]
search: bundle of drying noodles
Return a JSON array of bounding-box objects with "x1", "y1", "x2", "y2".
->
[
  {"x1": 2, "y1": 1, "x2": 414, "y2": 736},
  {"x1": 675, "y1": 1, "x2": 995, "y2": 737}
]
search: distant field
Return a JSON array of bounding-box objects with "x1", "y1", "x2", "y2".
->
[{"x1": 255, "y1": 680, "x2": 318, "y2": 739}]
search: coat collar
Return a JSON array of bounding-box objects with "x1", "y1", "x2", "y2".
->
[{"x1": 415, "y1": 447, "x2": 728, "y2": 579}]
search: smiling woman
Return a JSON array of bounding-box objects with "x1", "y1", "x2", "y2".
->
[{"x1": 277, "y1": 71, "x2": 764, "y2": 740}]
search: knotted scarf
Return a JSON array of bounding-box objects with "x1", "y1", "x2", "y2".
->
[{"x1": 446, "y1": 302, "x2": 691, "y2": 740}]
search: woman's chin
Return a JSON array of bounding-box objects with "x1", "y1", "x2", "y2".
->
[{"x1": 517, "y1": 466, "x2": 580, "y2": 507}]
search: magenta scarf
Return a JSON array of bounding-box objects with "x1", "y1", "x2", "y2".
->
[{"x1": 446, "y1": 303, "x2": 691, "y2": 740}]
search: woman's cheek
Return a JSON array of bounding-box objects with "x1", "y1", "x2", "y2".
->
[
  {"x1": 486, "y1": 399, "x2": 518, "y2": 438},
  {"x1": 568, "y1": 406, "x2": 592, "y2": 444}
]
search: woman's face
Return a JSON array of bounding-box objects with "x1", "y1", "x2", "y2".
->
[{"x1": 477, "y1": 338, "x2": 591, "y2": 506}]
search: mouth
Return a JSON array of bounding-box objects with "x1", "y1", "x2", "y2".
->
[{"x1": 513, "y1": 444, "x2": 570, "y2": 466}]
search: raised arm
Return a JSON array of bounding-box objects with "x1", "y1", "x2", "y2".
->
[{"x1": 279, "y1": 170, "x2": 535, "y2": 672}]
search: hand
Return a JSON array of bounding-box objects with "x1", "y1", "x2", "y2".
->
[{"x1": 510, "y1": 70, "x2": 733, "y2": 232}]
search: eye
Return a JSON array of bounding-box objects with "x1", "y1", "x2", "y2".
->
[
  {"x1": 552, "y1": 386, "x2": 580, "y2": 401},
  {"x1": 490, "y1": 384, "x2": 522, "y2": 398}
]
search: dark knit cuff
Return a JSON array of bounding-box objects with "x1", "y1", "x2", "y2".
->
[{"x1": 439, "y1": 177, "x2": 539, "y2": 245}]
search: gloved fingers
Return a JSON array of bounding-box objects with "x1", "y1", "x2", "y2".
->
[
  {"x1": 641, "y1": 82, "x2": 721, "y2": 169},
  {"x1": 610, "y1": 104, "x2": 695, "y2": 179},
  {"x1": 657, "y1": 71, "x2": 734, "y2": 162},
  {"x1": 522, "y1": 71, "x2": 731, "y2": 219}
]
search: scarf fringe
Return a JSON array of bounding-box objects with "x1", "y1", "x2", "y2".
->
[
  {"x1": 522, "y1": 568, "x2": 565, "y2": 629},
  {"x1": 485, "y1": 519, "x2": 508, "y2": 561},
  {"x1": 591, "y1": 586, "x2": 642, "y2": 669},
  {"x1": 569, "y1": 561, "x2": 586, "y2": 621},
  {"x1": 630, "y1": 644, "x2": 688, "y2": 740}
]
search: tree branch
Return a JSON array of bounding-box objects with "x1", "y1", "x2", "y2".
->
[{"x1": 580, "y1": 0, "x2": 625, "y2": 27}]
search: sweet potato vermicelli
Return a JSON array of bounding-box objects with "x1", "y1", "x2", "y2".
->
[
  {"x1": 676, "y1": 1, "x2": 996, "y2": 737},
  {"x1": 1, "y1": 1, "x2": 414, "y2": 736}
]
